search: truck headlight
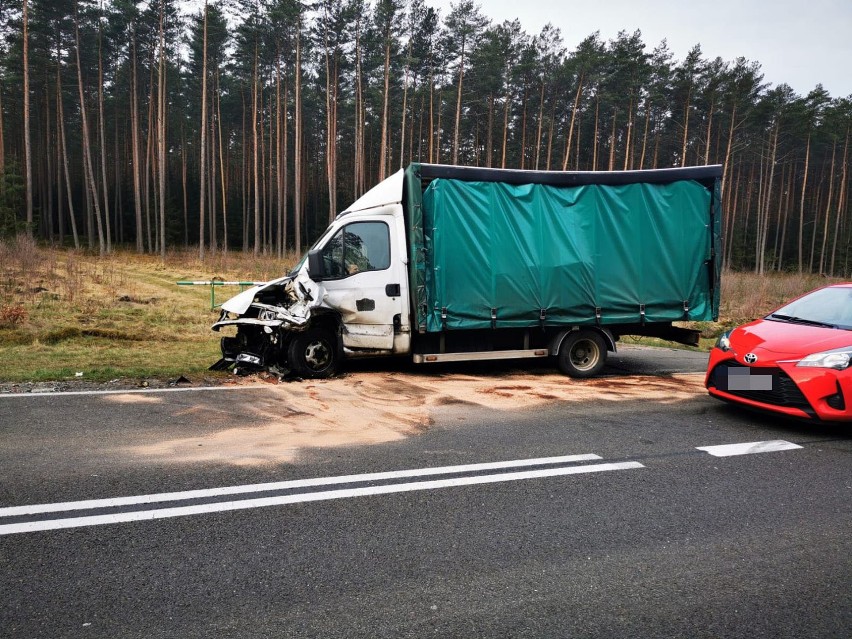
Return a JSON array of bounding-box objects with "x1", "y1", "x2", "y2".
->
[
  {"x1": 715, "y1": 330, "x2": 732, "y2": 352},
  {"x1": 797, "y1": 347, "x2": 852, "y2": 370}
]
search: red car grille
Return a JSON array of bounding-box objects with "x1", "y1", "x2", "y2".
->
[{"x1": 709, "y1": 362, "x2": 813, "y2": 412}]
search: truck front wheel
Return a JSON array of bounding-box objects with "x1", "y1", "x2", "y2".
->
[
  {"x1": 287, "y1": 327, "x2": 339, "y2": 378},
  {"x1": 557, "y1": 330, "x2": 607, "y2": 378}
]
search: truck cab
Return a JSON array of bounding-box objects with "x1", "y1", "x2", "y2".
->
[{"x1": 212, "y1": 170, "x2": 412, "y2": 377}]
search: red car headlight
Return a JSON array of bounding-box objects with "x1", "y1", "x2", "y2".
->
[
  {"x1": 797, "y1": 347, "x2": 852, "y2": 370},
  {"x1": 715, "y1": 330, "x2": 733, "y2": 352}
]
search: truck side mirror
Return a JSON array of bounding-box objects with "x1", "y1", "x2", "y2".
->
[{"x1": 307, "y1": 250, "x2": 325, "y2": 281}]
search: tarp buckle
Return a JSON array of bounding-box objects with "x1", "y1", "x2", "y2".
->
[
  {"x1": 683, "y1": 300, "x2": 690, "y2": 318},
  {"x1": 539, "y1": 309, "x2": 547, "y2": 328},
  {"x1": 595, "y1": 307, "x2": 602, "y2": 325},
  {"x1": 640, "y1": 304, "x2": 646, "y2": 325},
  {"x1": 491, "y1": 308, "x2": 498, "y2": 330},
  {"x1": 441, "y1": 307, "x2": 447, "y2": 331}
]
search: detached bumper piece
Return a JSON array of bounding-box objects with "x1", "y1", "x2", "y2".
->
[{"x1": 209, "y1": 336, "x2": 269, "y2": 375}]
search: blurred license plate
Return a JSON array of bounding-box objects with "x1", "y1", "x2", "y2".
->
[{"x1": 727, "y1": 368, "x2": 773, "y2": 391}]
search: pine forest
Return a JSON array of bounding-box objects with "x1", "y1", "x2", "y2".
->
[{"x1": 0, "y1": 0, "x2": 850, "y2": 276}]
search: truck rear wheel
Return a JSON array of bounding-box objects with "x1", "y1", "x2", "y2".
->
[
  {"x1": 557, "y1": 330, "x2": 606, "y2": 378},
  {"x1": 287, "y1": 327, "x2": 339, "y2": 378}
]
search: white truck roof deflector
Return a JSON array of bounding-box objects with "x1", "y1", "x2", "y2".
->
[{"x1": 342, "y1": 169, "x2": 404, "y2": 214}]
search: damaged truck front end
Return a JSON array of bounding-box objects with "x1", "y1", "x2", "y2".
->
[{"x1": 210, "y1": 270, "x2": 340, "y2": 378}]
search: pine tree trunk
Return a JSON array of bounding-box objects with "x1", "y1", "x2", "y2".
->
[
  {"x1": 545, "y1": 100, "x2": 555, "y2": 170},
  {"x1": 216, "y1": 72, "x2": 227, "y2": 253},
  {"x1": 145, "y1": 61, "x2": 156, "y2": 252},
  {"x1": 252, "y1": 40, "x2": 260, "y2": 253},
  {"x1": 198, "y1": 0, "x2": 208, "y2": 259},
  {"x1": 275, "y1": 51, "x2": 282, "y2": 256},
  {"x1": 131, "y1": 31, "x2": 143, "y2": 253},
  {"x1": 55, "y1": 75, "x2": 64, "y2": 244},
  {"x1": 379, "y1": 39, "x2": 391, "y2": 178},
  {"x1": 209, "y1": 104, "x2": 217, "y2": 251},
  {"x1": 534, "y1": 81, "x2": 545, "y2": 170},
  {"x1": 798, "y1": 134, "x2": 811, "y2": 274},
  {"x1": 294, "y1": 26, "x2": 302, "y2": 252},
  {"x1": 592, "y1": 95, "x2": 600, "y2": 171},
  {"x1": 501, "y1": 90, "x2": 510, "y2": 169},
  {"x1": 399, "y1": 39, "x2": 412, "y2": 170},
  {"x1": 157, "y1": 0, "x2": 167, "y2": 259},
  {"x1": 562, "y1": 75, "x2": 583, "y2": 171},
  {"x1": 281, "y1": 76, "x2": 288, "y2": 253},
  {"x1": 23, "y1": 0, "x2": 33, "y2": 235},
  {"x1": 0, "y1": 80, "x2": 5, "y2": 186},
  {"x1": 98, "y1": 20, "x2": 111, "y2": 252},
  {"x1": 819, "y1": 139, "x2": 837, "y2": 274},
  {"x1": 608, "y1": 109, "x2": 617, "y2": 171},
  {"x1": 354, "y1": 20, "x2": 364, "y2": 195},
  {"x1": 56, "y1": 53, "x2": 79, "y2": 249},
  {"x1": 323, "y1": 16, "x2": 338, "y2": 223},
  {"x1": 485, "y1": 94, "x2": 494, "y2": 167},
  {"x1": 721, "y1": 104, "x2": 738, "y2": 214},
  {"x1": 680, "y1": 86, "x2": 691, "y2": 167},
  {"x1": 704, "y1": 96, "x2": 715, "y2": 165},
  {"x1": 639, "y1": 101, "x2": 651, "y2": 170},
  {"x1": 428, "y1": 71, "x2": 434, "y2": 164},
  {"x1": 44, "y1": 81, "x2": 54, "y2": 240},
  {"x1": 775, "y1": 161, "x2": 792, "y2": 270},
  {"x1": 452, "y1": 40, "x2": 465, "y2": 165},
  {"x1": 830, "y1": 128, "x2": 850, "y2": 275},
  {"x1": 181, "y1": 127, "x2": 188, "y2": 246},
  {"x1": 74, "y1": 2, "x2": 105, "y2": 254},
  {"x1": 623, "y1": 95, "x2": 633, "y2": 171}
]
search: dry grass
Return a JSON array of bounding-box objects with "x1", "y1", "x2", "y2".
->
[
  {"x1": 0, "y1": 236, "x2": 845, "y2": 382},
  {"x1": 719, "y1": 270, "x2": 842, "y2": 325},
  {"x1": 0, "y1": 236, "x2": 299, "y2": 382}
]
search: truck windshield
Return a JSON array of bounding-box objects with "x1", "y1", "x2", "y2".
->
[{"x1": 287, "y1": 225, "x2": 338, "y2": 277}]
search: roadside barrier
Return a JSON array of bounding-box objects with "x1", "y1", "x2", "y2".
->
[{"x1": 176, "y1": 277, "x2": 265, "y2": 310}]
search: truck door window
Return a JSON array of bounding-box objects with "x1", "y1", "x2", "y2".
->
[{"x1": 322, "y1": 221, "x2": 390, "y2": 279}]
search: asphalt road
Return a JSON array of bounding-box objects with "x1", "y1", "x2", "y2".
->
[{"x1": 1, "y1": 346, "x2": 851, "y2": 638}]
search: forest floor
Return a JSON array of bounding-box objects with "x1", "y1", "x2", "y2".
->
[{"x1": 0, "y1": 235, "x2": 842, "y2": 385}]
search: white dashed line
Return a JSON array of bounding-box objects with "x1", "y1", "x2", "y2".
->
[{"x1": 696, "y1": 440, "x2": 803, "y2": 457}]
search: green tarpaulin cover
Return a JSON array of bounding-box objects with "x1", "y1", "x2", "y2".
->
[{"x1": 405, "y1": 165, "x2": 719, "y2": 333}]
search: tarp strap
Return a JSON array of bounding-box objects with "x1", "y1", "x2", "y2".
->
[
  {"x1": 539, "y1": 308, "x2": 547, "y2": 328},
  {"x1": 595, "y1": 307, "x2": 602, "y2": 325},
  {"x1": 441, "y1": 307, "x2": 448, "y2": 331},
  {"x1": 640, "y1": 304, "x2": 646, "y2": 325},
  {"x1": 683, "y1": 300, "x2": 690, "y2": 318},
  {"x1": 491, "y1": 308, "x2": 497, "y2": 330}
]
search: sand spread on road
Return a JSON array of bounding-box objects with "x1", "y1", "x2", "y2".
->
[{"x1": 121, "y1": 371, "x2": 707, "y2": 466}]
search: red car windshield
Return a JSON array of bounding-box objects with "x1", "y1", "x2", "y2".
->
[{"x1": 767, "y1": 286, "x2": 852, "y2": 330}]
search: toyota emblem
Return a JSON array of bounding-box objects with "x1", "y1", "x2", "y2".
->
[{"x1": 744, "y1": 353, "x2": 758, "y2": 364}]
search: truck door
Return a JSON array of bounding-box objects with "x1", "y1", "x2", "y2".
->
[{"x1": 318, "y1": 218, "x2": 404, "y2": 351}]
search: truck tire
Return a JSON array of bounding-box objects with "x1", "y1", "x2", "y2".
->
[
  {"x1": 557, "y1": 330, "x2": 607, "y2": 378},
  {"x1": 287, "y1": 327, "x2": 339, "y2": 378}
]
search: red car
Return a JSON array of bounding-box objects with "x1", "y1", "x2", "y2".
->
[{"x1": 705, "y1": 283, "x2": 852, "y2": 421}]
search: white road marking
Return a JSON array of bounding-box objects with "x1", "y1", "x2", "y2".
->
[
  {"x1": 0, "y1": 385, "x2": 270, "y2": 398},
  {"x1": 0, "y1": 461, "x2": 644, "y2": 535},
  {"x1": 696, "y1": 440, "x2": 803, "y2": 457},
  {"x1": 0, "y1": 454, "x2": 602, "y2": 517}
]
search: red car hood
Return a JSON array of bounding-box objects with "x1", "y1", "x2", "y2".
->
[{"x1": 730, "y1": 318, "x2": 852, "y2": 362}]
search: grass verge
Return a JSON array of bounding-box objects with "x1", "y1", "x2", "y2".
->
[{"x1": 0, "y1": 236, "x2": 298, "y2": 383}]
